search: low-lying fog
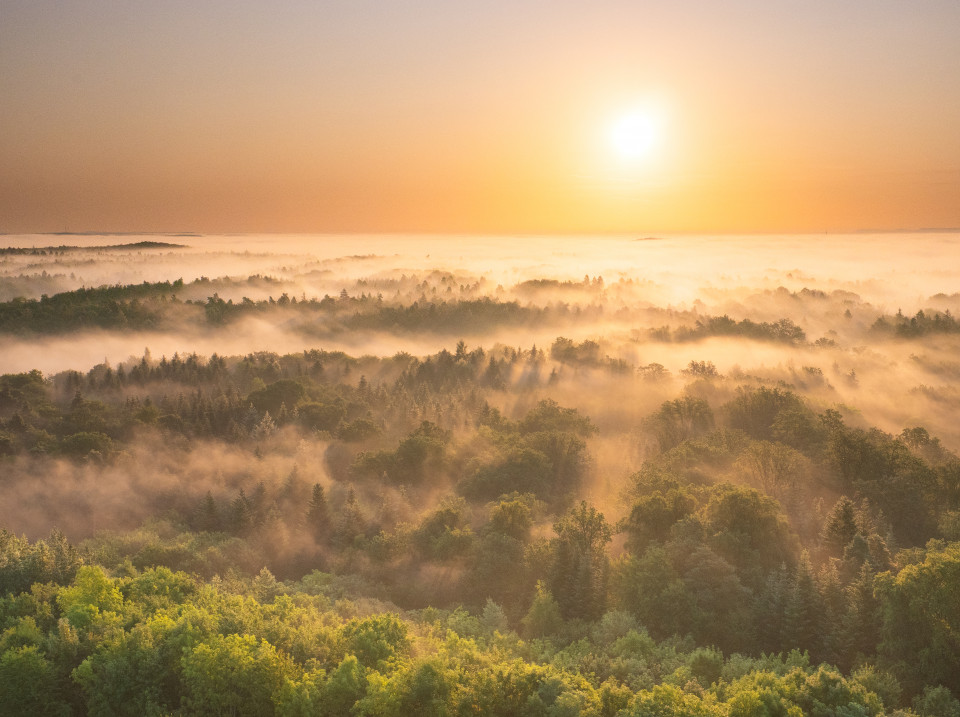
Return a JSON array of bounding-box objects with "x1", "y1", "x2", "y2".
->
[{"x1": 3, "y1": 232, "x2": 960, "y2": 452}]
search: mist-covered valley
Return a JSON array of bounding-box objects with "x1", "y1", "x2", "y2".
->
[{"x1": 2, "y1": 233, "x2": 960, "y2": 715}]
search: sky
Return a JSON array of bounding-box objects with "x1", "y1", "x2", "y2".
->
[{"x1": 1, "y1": 0, "x2": 959, "y2": 234}]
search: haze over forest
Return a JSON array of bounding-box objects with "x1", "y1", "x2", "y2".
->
[
  {"x1": 1, "y1": 233, "x2": 960, "y2": 715},
  {"x1": 3, "y1": 0, "x2": 960, "y2": 713}
]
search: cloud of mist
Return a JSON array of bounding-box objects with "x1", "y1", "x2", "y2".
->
[{"x1": 4, "y1": 231, "x2": 960, "y2": 458}]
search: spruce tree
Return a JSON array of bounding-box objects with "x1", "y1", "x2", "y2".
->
[
  {"x1": 817, "y1": 561, "x2": 846, "y2": 666},
  {"x1": 821, "y1": 496, "x2": 859, "y2": 558},
  {"x1": 197, "y1": 491, "x2": 220, "y2": 532},
  {"x1": 306, "y1": 483, "x2": 331, "y2": 541},
  {"x1": 548, "y1": 502, "x2": 612, "y2": 621},
  {"x1": 334, "y1": 489, "x2": 366, "y2": 548},
  {"x1": 782, "y1": 552, "x2": 824, "y2": 660},
  {"x1": 521, "y1": 581, "x2": 564, "y2": 638},
  {"x1": 230, "y1": 489, "x2": 253, "y2": 535},
  {"x1": 754, "y1": 565, "x2": 790, "y2": 653},
  {"x1": 840, "y1": 564, "x2": 881, "y2": 670}
]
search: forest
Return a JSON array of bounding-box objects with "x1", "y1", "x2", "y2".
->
[{"x1": 1, "y1": 234, "x2": 959, "y2": 716}]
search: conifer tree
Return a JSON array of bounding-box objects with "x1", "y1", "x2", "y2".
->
[
  {"x1": 817, "y1": 561, "x2": 846, "y2": 665},
  {"x1": 840, "y1": 564, "x2": 881, "y2": 671},
  {"x1": 334, "y1": 489, "x2": 366, "y2": 548},
  {"x1": 197, "y1": 492, "x2": 220, "y2": 532},
  {"x1": 521, "y1": 581, "x2": 564, "y2": 638},
  {"x1": 548, "y1": 502, "x2": 612, "y2": 621},
  {"x1": 782, "y1": 552, "x2": 824, "y2": 660},
  {"x1": 230, "y1": 489, "x2": 253, "y2": 535},
  {"x1": 754, "y1": 565, "x2": 791, "y2": 653},
  {"x1": 821, "y1": 496, "x2": 859, "y2": 558},
  {"x1": 306, "y1": 483, "x2": 331, "y2": 541}
]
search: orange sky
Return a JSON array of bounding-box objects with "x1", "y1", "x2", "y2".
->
[{"x1": 1, "y1": 1, "x2": 958, "y2": 234}]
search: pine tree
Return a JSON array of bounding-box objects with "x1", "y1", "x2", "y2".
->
[
  {"x1": 817, "y1": 561, "x2": 846, "y2": 666},
  {"x1": 754, "y1": 565, "x2": 791, "y2": 653},
  {"x1": 481, "y1": 598, "x2": 509, "y2": 633},
  {"x1": 521, "y1": 581, "x2": 564, "y2": 638},
  {"x1": 306, "y1": 483, "x2": 331, "y2": 541},
  {"x1": 840, "y1": 564, "x2": 881, "y2": 671},
  {"x1": 548, "y1": 502, "x2": 612, "y2": 621},
  {"x1": 334, "y1": 489, "x2": 366, "y2": 548},
  {"x1": 230, "y1": 489, "x2": 253, "y2": 535},
  {"x1": 782, "y1": 552, "x2": 824, "y2": 660},
  {"x1": 197, "y1": 491, "x2": 220, "y2": 532},
  {"x1": 46, "y1": 529, "x2": 82, "y2": 585},
  {"x1": 249, "y1": 481, "x2": 268, "y2": 525},
  {"x1": 252, "y1": 567, "x2": 278, "y2": 603},
  {"x1": 821, "y1": 496, "x2": 859, "y2": 558},
  {"x1": 254, "y1": 412, "x2": 276, "y2": 439},
  {"x1": 841, "y1": 534, "x2": 872, "y2": 580}
]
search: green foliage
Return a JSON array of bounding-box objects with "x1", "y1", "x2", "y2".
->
[
  {"x1": 704, "y1": 485, "x2": 798, "y2": 579},
  {"x1": 624, "y1": 488, "x2": 695, "y2": 553},
  {"x1": 488, "y1": 493, "x2": 536, "y2": 542},
  {"x1": 551, "y1": 336, "x2": 602, "y2": 365},
  {"x1": 0, "y1": 281, "x2": 180, "y2": 334},
  {"x1": 821, "y1": 497, "x2": 860, "y2": 558},
  {"x1": 297, "y1": 400, "x2": 346, "y2": 431},
  {"x1": 60, "y1": 430, "x2": 115, "y2": 458},
  {"x1": 671, "y1": 315, "x2": 807, "y2": 344},
  {"x1": 645, "y1": 396, "x2": 715, "y2": 452},
  {"x1": 461, "y1": 401, "x2": 591, "y2": 504},
  {"x1": 72, "y1": 614, "x2": 182, "y2": 715},
  {"x1": 413, "y1": 497, "x2": 473, "y2": 560},
  {"x1": 462, "y1": 445, "x2": 554, "y2": 501},
  {"x1": 877, "y1": 542, "x2": 960, "y2": 694},
  {"x1": 522, "y1": 580, "x2": 564, "y2": 638},
  {"x1": 0, "y1": 528, "x2": 83, "y2": 595},
  {"x1": 353, "y1": 421, "x2": 450, "y2": 484},
  {"x1": 824, "y1": 418, "x2": 940, "y2": 546},
  {"x1": 519, "y1": 398, "x2": 598, "y2": 436},
  {"x1": 549, "y1": 502, "x2": 613, "y2": 620},
  {"x1": 337, "y1": 417, "x2": 381, "y2": 441},
  {"x1": 247, "y1": 378, "x2": 306, "y2": 415},
  {"x1": 724, "y1": 387, "x2": 809, "y2": 444},
  {"x1": 913, "y1": 685, "x2": 960, "y2": 717},
  {"x1": 0, "y1": 645, "x2": 70, "y2": 716},
  {"x1": 1, "y1": 331, "x2": 959, "y2": 712},
  {"x1": 623, "y1": 683, "x2": 723, "y2": 716},
  {"x1": 359, "y1": 657, "x2": 452, "y2": 716},
  {"x1": 180, "y1": 633, "x2": 291, "y2": 716},
  {"x1": 57, "y1": 565, "x2": 124, "y2": 630},
  {"x1": 0, "y1": 370, "x2": 51, "y2": 414},
  {"x1": 873, "y1": 308, "x2": 960, "y2": 338},
  {"x1": 339, "y1": 614, "x2": 409, "y2": 667},
  {"x1": 306, "y1": 483, "x2": 331, "y2": 541},
  {"x1": 0, "y1": 545, "x2": 953, "y2": 716}
]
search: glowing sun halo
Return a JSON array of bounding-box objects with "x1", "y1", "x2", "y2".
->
[{"x1": 609, "y1": 109, "x2": 663, "y2": 162}]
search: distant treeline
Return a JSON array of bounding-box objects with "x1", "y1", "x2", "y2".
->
[
  {"x1": 0, "y1": 280, "x2": 184, "y2": 333},
  {"x1": 0, "y1": 240, "x2": 185, "y2": 255},
  {"x1": 0, "y1": 279, "x2": 596, "y2": 335},
  {"x1": 0, "y1": 280, "x2": 823, "y2": 345},
  {"x1": 873, "y1": 308, "x2": 960, "y2": 337},
  {"x1": 650, "y1": 315, "x2": 807, "y2": 344}
]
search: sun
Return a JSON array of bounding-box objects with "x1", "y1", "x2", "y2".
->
[{"x1": 608, "y1": 108, "x2": 664, "y2": 162}]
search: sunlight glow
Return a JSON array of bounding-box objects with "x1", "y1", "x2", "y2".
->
[{"x1": 609, "y1": 108, "x2": 664, "y2": 162}]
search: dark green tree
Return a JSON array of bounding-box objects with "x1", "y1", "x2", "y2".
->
[
  {"x1": 334, "y1": 489, "x2": 366, "y2": 548},
  {"x1": 305, "y1": 483, "x2": 331, "y2": 541},
  {"x1": 821, "y1": 496, "x2": 859, "y2": 558},
  {"x1": 548, "y1": 502, "x2": 612, "y2": 621}
]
